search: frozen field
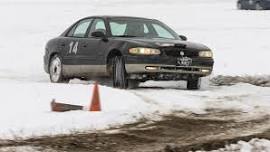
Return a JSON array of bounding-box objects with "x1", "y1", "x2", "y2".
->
[{"x1": 0, "y1": 0, "x2": 270, "y2": 142}]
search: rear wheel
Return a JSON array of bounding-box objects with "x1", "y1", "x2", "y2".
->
[
  {"x1": 237, "y1": 2, "x2": 243, "y2": 10},
  {"x1": 49, "y1": 55, "x2": 69, "y2": 83},
  {"x1": 113, "y1": 56, "x2": 128, "y2": 89},
  {"x1": 187, "y1": 78, "x2": 201, "y2": 90}
]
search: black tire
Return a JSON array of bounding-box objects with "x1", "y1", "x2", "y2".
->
[
  {"x1": 49, "y1": 55, "x2": 69, "y2": 83},
  {"x1": 128, "y1": 80, "x2": 140, "y2": 89},
  {"x1": 187, "y1": 78, "x2": 201, "y2": 90},
  {"x1": 113, "y1": 56, "x2": 128, "y2": 89}
]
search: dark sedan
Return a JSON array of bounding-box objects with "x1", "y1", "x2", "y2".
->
[
  {"x1": 44, "y1": 16, "x2": 214, "y2": 89},
  {"x1": 237, "y1": 0, "x2": 270, "y2": 10}
]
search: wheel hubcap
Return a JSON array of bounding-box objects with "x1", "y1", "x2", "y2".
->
[
  {"x1": 237, "y1": 3, "x2": 241, "y2": 9},
  {"x1": 50, "y1": 57, "x2": 61, "y2": 82},
  {"x1": 256, "y1": 4, "x2": 262, "y2": 10}
]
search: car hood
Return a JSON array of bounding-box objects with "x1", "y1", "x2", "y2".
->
[{"x1": 114, "y1": 37, "x2": 210, "y2": 51}]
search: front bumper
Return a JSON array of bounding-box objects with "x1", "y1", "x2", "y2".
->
[
  {"x1": 126, "y1": 64, "x2": 212, "y2": 75},
  {"x1": 124, "y1": 55, "x2": 214, "y2": 80}
]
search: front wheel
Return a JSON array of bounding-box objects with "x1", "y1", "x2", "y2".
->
[
  {"x1": 255, "y1": 3, "x2": 263, "y2": 10},
  {"x1": 187, "y1": 78, "x2": 201, "y2": 90},
  {"x1": 49, "y1": 55, "x2": 69, "y2": 83},
  {"x1": 113, "y1": 56, "x2": 128, "y2": 89},
  {"x1": 128, "y1": 80, "x2": 140, "y2": 89}
]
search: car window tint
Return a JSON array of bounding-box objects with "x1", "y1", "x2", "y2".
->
[
  {"x1": 109, "y1": 19, "x2": 178, "y2": 39},
  {"x1": 152, "y1": 24, "x2": 175, "y2": 39},
  {"x1": 67, "y1": 25, "x2": 76, "y2": 37},
  {"x1": 95, "y1": 21, "x2": 106, "y2": 30},
  {"x1": 110, "y1": 21, "x2": 149, "y2": 37},
  {"x1": 109, "y1": 22, "x2": 127, "y2": 36},
  {"x1": 89, "y1": 19, "x2": 106, "y2": 37},
  {"x1": 72, "y1": 19, "x2": 92, "y2": 38},
  {"x1": 144, "y1": 24, "x2": 149, "y2": 34}
]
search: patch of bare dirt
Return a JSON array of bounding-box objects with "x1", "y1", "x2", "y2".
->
[{"x1": 1, "y1": 114, "x2": 270, "y2": 152}]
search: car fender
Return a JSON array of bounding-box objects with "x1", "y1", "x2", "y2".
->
[{"x1": 44, "y1": 38, "x2": 63, "y2": 72}]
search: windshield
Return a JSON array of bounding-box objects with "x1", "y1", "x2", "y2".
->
[{"x1": 108, "y1": 18, "x2": 179, "y2": 40}]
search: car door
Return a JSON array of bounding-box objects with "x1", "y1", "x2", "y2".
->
[
  {"x1": 60, "y1": 18, "x2": 93, "y2": 67},
  {"x1": 76, "y1": 18, "x2": 108, "y2": 75}
]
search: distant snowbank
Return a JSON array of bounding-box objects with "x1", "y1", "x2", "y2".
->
[{"x1": 197, "y1": 138, "x2": 270, "y2": 152}]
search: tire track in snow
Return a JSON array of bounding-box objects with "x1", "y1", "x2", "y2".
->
[{"x1": 130, "y1": 91, "x2": 160, "y2": 106}]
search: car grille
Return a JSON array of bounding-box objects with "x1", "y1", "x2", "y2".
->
[{"x1": 162, "y1": 47, "x2": 198, "y2": 57}]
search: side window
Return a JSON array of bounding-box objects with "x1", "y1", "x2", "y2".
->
[
  {"x1": 67, "y1": 19, "x2": 92, "y2": 38},
  {"x1": 144, "y1": 24, "x2": 149, "y2": 34},
  {"x1": 89, "y1": 19, "x2": 106, "y2": 37},
  {"x1": 109, "y1": 22, "x2": 127, "y2": 36}
]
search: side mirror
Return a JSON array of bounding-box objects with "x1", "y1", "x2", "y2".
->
[
  {"x1": 91, "y1": 30, "x2": 107, "y2": 41},
  {"x1": 179, "y1": 35, "x2": 187, "y2": 41}
]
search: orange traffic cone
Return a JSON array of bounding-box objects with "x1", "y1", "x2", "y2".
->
[{"x1": 89, "y1": 82, "x2": 101, "y2": 111}]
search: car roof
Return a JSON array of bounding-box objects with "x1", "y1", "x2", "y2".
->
[
  {"x1": 85, "y1": 15, "x2": 155, "y2": 21},
  {"x1": 60, "y1": 16, "x2": 158, "y2": 37}
]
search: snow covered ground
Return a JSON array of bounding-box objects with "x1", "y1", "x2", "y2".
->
[
  {"x1": 0, "y1": 0, "x2": 270, "y2": 140},
  {"x1": 197, "y1": 138, "x2": 270, "y2": 152},
  {"x1": 1, "y1": 80, "x2": 270, "y2": 139}
]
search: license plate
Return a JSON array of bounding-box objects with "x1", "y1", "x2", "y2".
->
[{"x1": 177, "y1": 57, "x2": 192, "y2": 66}]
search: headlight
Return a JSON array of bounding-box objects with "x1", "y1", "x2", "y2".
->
[
  {"x1": 199, "y1": 51, "x2": 213, "y2": 57},
  {"x1": 129, "y1": 48, "x2": 161, "y2": 55}
]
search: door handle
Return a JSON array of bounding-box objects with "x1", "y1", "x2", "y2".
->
[
  {"x1": 61, "y1": 43, "x2": 65, "y2": 47},
  {"x1": 83, "y1": 45, "x2": 87, "y2": 48}
]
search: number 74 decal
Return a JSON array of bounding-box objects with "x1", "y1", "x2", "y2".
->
[{"x1": 68, "y1": 41, "x2": 79, "y2": 54}]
